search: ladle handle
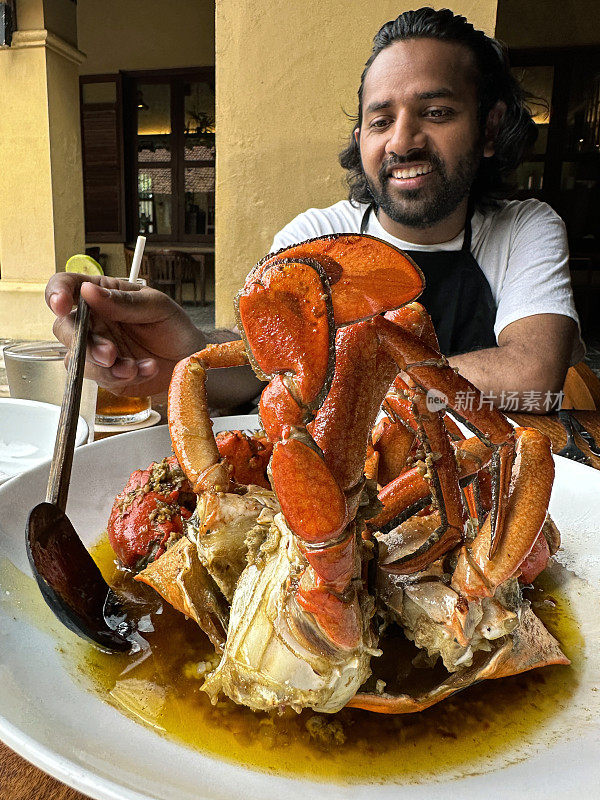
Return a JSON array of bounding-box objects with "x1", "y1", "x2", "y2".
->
[{"x1": 46, "y1": 293, "x2": 90, "y2": 511}]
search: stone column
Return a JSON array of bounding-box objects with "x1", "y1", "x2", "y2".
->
[{"x1": 0, "y1": 0, "x2": 85, "y2": 339}]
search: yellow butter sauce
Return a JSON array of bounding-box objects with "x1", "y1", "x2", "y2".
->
[{"x1": 78, "y1": 536, "x2": 584, "y2": 783}]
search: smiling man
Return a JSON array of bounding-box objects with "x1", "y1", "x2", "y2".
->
[{"x1": 271, "y1": 8, "x2": 584, "y2": 412}]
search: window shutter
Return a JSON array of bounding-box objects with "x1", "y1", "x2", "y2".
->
[{"x1": 80, "y1": 75, "x2": 125, "y2": 241}]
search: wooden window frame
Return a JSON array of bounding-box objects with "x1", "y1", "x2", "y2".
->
[
  {"x1": 510, "y1": 46, "x2": 600, "y2": 210},
  {"x1": 79, "y1": 73, "x2": 126, "y2": 243},
  {"x1": 123, "y1": 67, "x2": 215, "y2": 245}
]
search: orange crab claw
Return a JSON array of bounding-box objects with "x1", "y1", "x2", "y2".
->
[
  {"x1": 236, "y1": 258, "x2": 334, "y2": 408},
  {"x1": 255, "y1": 234, "x2": 424, "y2": 326},
  {"x1": 452, "y1": 428, "x2": 554, "y2": 599}
]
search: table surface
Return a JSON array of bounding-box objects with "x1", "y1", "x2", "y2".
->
[{"x1": 2, "y1": 410, "x2": 600, "y2": 800}]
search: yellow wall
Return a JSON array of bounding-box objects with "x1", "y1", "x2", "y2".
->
[
  {"x1": 215, "y1": 1, "x2": 499, "y2": 328},
  {"x1": 43, "y1": 0, "x2": 78, "y2": 48},
  {"x1": 78, "y1": 0, "x2": 215, "y2": 75},
  {"x1": 47, "y1": 45, "x2": 86, "y2": 273},
  {"x1": 0, "y1": 43, "x2": 55, "y2": 284},
  {"x1": 16, "y1": 0, "x2": 45, "y2": 30},
  {"x1": 18, "y1": 0, "x2": 77, "y2": 46},
  {"x1": 496, "y1": 0, "x2": 600, "y2": 47},
  {"x1": 0, "y1": 0, "x2": 85, "y2": 339}
]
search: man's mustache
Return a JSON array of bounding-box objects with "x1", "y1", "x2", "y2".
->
[{"x1": 378, "y1": 151, "x2": 444, "y2": 181}]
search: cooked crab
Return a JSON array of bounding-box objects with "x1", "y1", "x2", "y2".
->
[{"x1": 108, "y1": 234, "x2": 568, "y2": 715}]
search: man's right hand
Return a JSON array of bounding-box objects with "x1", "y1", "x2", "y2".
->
[{"x1": 46, "y1": 274, "x2": 206, "y2": 397}]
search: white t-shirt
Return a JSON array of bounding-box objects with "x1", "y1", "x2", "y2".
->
[{"x1": 271, "y1": 199, "x2": 585, "y2": 363}]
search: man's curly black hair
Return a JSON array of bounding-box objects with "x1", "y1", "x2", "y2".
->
[{"x1": 339, "y1": 7, "x2": 537, "y2": 207}]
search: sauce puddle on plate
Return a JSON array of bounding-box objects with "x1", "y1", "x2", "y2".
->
[{"x1": 76, "y1": 536, "x2": 584, "y2": 783}]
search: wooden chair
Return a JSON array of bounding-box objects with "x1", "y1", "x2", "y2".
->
[
  {"x1": 145, "y1": 250, "x2": 181, "y2": 300},
  {"x1": 562, "y1": 361, "x2": 600, "y2": 410},
  {"x1": 178, "y1": 251, "x2": 206, "y2": 306}
]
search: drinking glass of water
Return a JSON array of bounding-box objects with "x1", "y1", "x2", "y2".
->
[{"x1": 4, "y1": 341, "x2": 97, "y2": 442}]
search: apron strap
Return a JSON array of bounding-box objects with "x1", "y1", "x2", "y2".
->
[
  {"x1": 359, "y1": 204, "x2": 372, "y2": 235},
  {"x1": 462, "y1": 197, "x2": 474, "y2": 252}
]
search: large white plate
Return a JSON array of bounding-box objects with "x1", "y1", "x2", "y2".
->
[{"x1": 0, "y1": 415, "x2": 599, "y2": 800}]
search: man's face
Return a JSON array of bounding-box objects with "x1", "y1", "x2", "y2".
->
[{"x1": 358, "y1": 38, "x2": 484, "y2": 229}]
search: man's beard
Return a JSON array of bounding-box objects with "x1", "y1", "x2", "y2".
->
[{"x1": 364, "y1": 149, "x2": 480, "y2": 230}]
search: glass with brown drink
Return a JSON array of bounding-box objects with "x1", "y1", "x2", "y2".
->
[
  {"x1": 94, "y1": 276, "x2": 152, "y2": 425},
  {"x1": 95, "y1": 388, "x2": 151, "y2": 425}
]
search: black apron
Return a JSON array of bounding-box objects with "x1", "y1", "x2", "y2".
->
[{"x1": 360, "y1": 205, "x2": 497, "y2": 357}]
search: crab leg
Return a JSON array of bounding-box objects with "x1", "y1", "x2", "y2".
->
[
  {"x1": 372, "y1": 390, "x2": 463, "y2": 487},
  {"x1": 395, "y1": 383, "x2": 467, "y2": 567},
  {"x1": 385, "y1": 302, "x2": 440, "y2": 349},
  {"x1": 352, "y1": 304, "x2": 475, "y2": 569},
  {"x1": 372, "y1": 314, "x2": 515, "y2": 557},
  {"x1": 168, "y1": 340, "x2": 248, "y2": 493},
  {"x1": 383, "y1": 384, "x2": 467, "y2": 443},
  {"x1": 371, "y1": 304, "x2": 471, "y2": 565},
  {"x1": 368, "y1": 436, "x2": 492, "y2": 533},
  {"x1": 148, "y1": 339, "x2": 282, "y2": 651},
  {"x1": 380, "y1": 303, "x2": 439, "y2": 435},
  {"x1": 452, "y1": 428, "x2": 554, "y2": 598},
  {"x1": 371, "y1": 417, "x2": 416, "y2": 485}
]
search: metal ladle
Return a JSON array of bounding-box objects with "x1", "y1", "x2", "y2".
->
[{"x1": 26, "y1": 292, "x2": 134, "y2": 651}]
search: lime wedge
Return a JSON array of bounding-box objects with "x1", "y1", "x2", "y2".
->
[{"x1": 65, "y1": 254, "x2": 104, "y2": 276}]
